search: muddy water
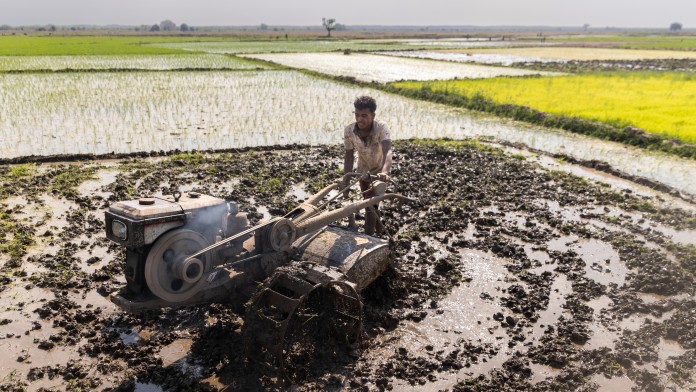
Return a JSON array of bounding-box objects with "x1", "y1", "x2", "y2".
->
[
  {"x1": 0, "y1": 285, "x2": 117, "y2": 390},
  {"x1": 2, "y1": 142, "x2": 695, "y2": 391},
  {"x1": 376, "y1": 250, "x2": 512, "y2": 391}
]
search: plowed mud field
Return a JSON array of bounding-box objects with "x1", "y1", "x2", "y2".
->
[{"x1": 1, "y1": 140, "x2": 695, "y2": 391}]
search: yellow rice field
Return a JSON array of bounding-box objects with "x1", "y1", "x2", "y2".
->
[{"x1": 394, "y1": 72, "x2": 696, "y2": 144}]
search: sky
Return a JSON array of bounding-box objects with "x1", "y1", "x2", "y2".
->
[{"x1": 1, "y1": 0, "x2": 693, "y2": 28}]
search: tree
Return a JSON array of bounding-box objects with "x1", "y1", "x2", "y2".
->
[
  {"x1": 582, "y1": 23, "x2": 590, "y2": 32},
  {"x1": 322, "y1": 17, "x2": 336, "y2": 37},
  {"x1": 259, "y1": 23, "x2": 268, "y2": 31},
  {"x1": 670, "y1": 22, "x2": 682, "y2": 31},
  {"x1": 159, "y1": 19, "x2": 176, "y2": 31},
  {"x1": 180, "y1": 23, "x2": 189, "y2": 32},
  {"x1": 150, "y1": 24, "x2": 160, "y2": 32}
]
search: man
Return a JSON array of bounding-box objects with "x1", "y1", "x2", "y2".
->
[{"x1": 343, "y1": 95, "x2": 393, "y2": 235}]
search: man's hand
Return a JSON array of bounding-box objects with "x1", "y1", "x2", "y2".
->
[{"x1": 377, "y1": 172, "x2": 391, "y2": 182}]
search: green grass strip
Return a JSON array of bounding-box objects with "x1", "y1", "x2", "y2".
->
[{"x1": 0, "y1": 36, "x2": 202, "y2": 55}]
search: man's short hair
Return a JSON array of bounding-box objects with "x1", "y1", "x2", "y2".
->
[{"x1": 354, "y1": 96, "x2": 377, "y2": 113}]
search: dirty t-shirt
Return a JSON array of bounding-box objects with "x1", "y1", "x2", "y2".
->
[{"x1": 344, "y1": 119, "x2": 391, "y2": 174}]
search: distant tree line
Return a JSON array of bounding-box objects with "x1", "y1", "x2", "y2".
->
[{"x1": 136, "y1": 20, "x2": 194, "y2": 32}]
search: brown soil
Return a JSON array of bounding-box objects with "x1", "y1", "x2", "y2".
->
[{"x1": 1, "y1": 140, "x2": 695, "y2": 391}]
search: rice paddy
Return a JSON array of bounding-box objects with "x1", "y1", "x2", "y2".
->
[
  {"x1": 150, "y1": 40, "x2": 429, "y2": 54},
  {"x1": 240, "y1": 52, "x2": 556, "y2": 82},
  {"x1": 2, "y1": 69, "x2": 695, "y2": 195},
  {"x1": 0, "y1": 34, "x2": 694, "y2": 196},
  {"x1": 548, "y1": 35, "x2": 696, "y2": 51},
  {"x1": 379, "y1": 50, "x2": 556, "y2": 65},
  {"x1": 437, "y1": 47, "x2": 696, "y2": 61},
  {"x1": 0, "y1": 54, "x2": 270, "y2": 72},
  {"x1": 393, "y1": 72, "x2": 696, "y2": 143},
  {"x1": 0, "y1": 36, "x2": 196, "y2": 56},
  {"x1": 381, "y1": 47, "x2": 696, "y2": 66}
]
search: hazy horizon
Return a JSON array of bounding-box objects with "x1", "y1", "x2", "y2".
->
[{"x1": 2, "y1": 0, "x2": 694, "y2": 29}]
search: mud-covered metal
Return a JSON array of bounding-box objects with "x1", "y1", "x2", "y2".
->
[
  {"x1": 243, "y1": 263, "x2": 362, "y2": 374},
  {"x1": 294, "y1": 226, "x2": 392, "y2": 291}
]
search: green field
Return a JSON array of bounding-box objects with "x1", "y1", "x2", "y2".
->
[
  {"x1": 393, "y1": 72, "x2": 696, "y2": 144},
  {"x1": 0, "y1": 36, "x2": 429, "y2": 56},
  {"x1": 546, "y1": 35, "x2": 696, "y2": 51},
  {"x1": 0, "y1": 36, "x2": 204, "y2": 55},
  {"x1": 149, "y1": 39, "x2": 434, "y2": 54}
]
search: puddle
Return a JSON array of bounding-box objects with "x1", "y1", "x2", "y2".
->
[
  {"x1": 159, "y1": 338, "x2": 193, "y2": 367},
  {"x1": 120, "y1": 329, "x2": 140, "y2": 345},
  {"x1": 656, "y1": 337, "x2": 687, "y2": 364},
  {"x1": 618, "y1": 309, "x2": 677, "y2": 331},
  {"x1": 547, "y1": 234, "x2": 579, "y2": 253},
  {"x1": 248, "y1": 197, "x2": 271, "y2": 220},
  {"x1": 531, "y1": 154, "x2": 696, "y2": 212},
  {"x1": 423, "y1": 249, "x2": 510, "y2": 344},
  {"x1": 531, "y1": 274, "x2": 570, "y2": 341},
  {"x1": 77, "y1": 167, "x2": 119, "y2": 200},
  {"x1": 585, "y1": 296, "x2": 621, "y2": 350},
  {"x1": 591, "y1": 374, "x2": 636, "y2": 391},
  {"x1": 135, "y1": 382, "x2": 165, "y2": 392},
  {"x1": 37, "y1": 194, "x2": 79, "y2": 234},
  {"x1": 371, "y1": 250, "x2": 527, "y2": 391},
  {"x1": 573, "y1": 238, "x2": 626, "y2": 286},
  {"x1": 285, "y1": 182, "x2": 312, "y2": 202},
  {"x1": 67, "y1": 289, "x2": 117, "y2": 315},
  {"x1": 524, "y1": 244, "x2": 553, "y2": 272},
  {"x1": 529, "y1": 362, "x2": 562, "y2": 384},
  {"x1": 0, "y1": 285, "x2": 84, "y2": 389}
]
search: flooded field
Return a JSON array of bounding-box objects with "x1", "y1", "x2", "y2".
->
[
  {"x1": 0, "y1": 54, "x2": 269, "y2": 72},
  {"x1": 1, "y1": 141, "x2": 695, "y2": 391},
  {"x1": 149, "y1": 38, "x2": 536, "y2": 55},
  {"x1": 150, "y1": 40, "x2": 426, "y2": 55},
  {"x1": 2, "y1": 69, "x2": 695, "y2": 197},
  {"x1": 378, "y1": 50, "x2": 563, "y2": 66},
  {"x1": 381, "y1": 47, "x2": 696, "y2": 69},
  {"x1": 455, "y1": 47, "x2": 696, "y2": 61},
  {"x1": 241, "y1": 52, "x2": 553, "y2": 82}
]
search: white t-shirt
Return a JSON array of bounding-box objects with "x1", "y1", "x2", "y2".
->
[{"x1": 344, "y1": 119, "x2": 391, "y2": 174}]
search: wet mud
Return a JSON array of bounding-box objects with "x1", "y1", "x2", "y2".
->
[{"x1": 1, "y1": 140, "x2": 695, "y2": 391}]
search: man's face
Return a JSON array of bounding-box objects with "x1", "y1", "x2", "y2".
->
[{"x1": 354, "y1": 108, "x2": 375, "y2": 132}]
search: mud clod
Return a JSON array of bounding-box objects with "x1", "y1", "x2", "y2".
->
[{"x1": 1, "y1": 141, "x2": 695, "y2": 391}]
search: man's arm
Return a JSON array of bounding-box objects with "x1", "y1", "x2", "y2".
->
[
  {"x1": 343, "y1": 149, "x2": 354, "y2": 197},
  {"x1": 379, "y1": 140, "x2": 392, "y2": 181},
  {"x1": 344, "y1": 149, "x2": 355, "y2": 174}
]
